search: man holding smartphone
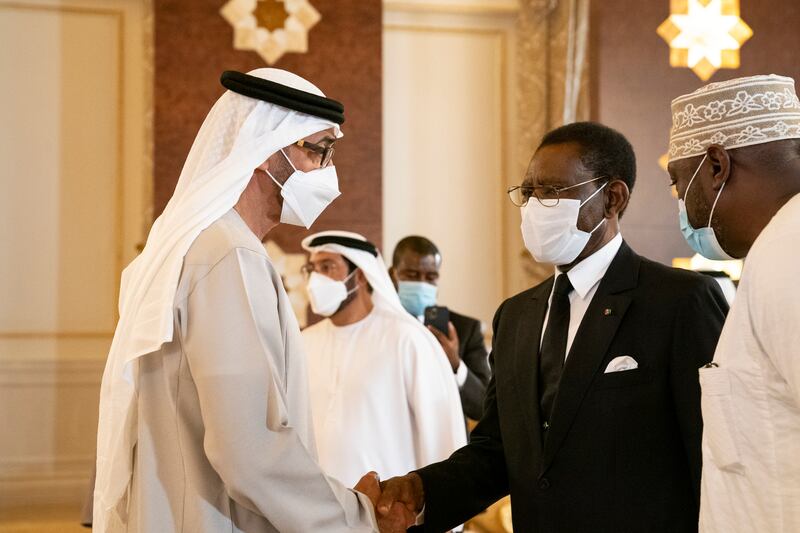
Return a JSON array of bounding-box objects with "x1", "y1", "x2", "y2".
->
[
  {"x1": 299, "y1": 231, "x2": 466, "y2": 492},
  {"x1": 389, "y1": 236, "x2": 492, "y2": 422}
]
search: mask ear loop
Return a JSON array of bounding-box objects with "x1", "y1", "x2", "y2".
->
[
  {"x1": 579, "y1": 180, "x2": 609, "y2": 208},
  {"x1": 264, "y1": 148, "x2": 299, "y2": 189},
  {"x1": 265, "y1": 169, "x2": 282, "y2": 189},
  {"x1": 343, "y1": 267, "x2": 360, "y2": 295},
  {"x1": 707, "y1": 179, "x2": 727, "y2": 227},
  {"x1": 684, "y1": 153, "x2": 708, "y2": 199},
  {"x1": 684, "y1": 153, "x2": 725, "y2": 229},
  {"x1": 589, "y1": 215, "x2": 607, "y2": 234},
  {"x1": 580, "y1": 180, "x2": 610, "y2": 234},
  {"x1": 281, "y1": 148, "x2": 299, "y2": 172}
]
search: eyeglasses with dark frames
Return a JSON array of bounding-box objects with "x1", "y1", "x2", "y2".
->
[{"x1": 295, "y1": 139, "x2": 335, "y2": 167}]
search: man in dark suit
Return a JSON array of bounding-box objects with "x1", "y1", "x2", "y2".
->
[
  {"x1": 375, "y1": 122, "x2": 729, "y2": 533},
  {"x1": 389, "y1": 236, "x2": 492, "y2": 421}
]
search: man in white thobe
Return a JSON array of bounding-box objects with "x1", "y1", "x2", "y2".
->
[
  {"x1": 667, "y1": 74, "x2": 800, "y2": 532},
  {"x1": 93, "y1": 69, "x2": 411, "y2": 532},
  {"x1": 299, "y1": 231, "x2": 467, "y2": 488}
]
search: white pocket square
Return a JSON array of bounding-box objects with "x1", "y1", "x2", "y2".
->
[{"x1": 605, "y1": 355, "x2": 638, "y2": 373}]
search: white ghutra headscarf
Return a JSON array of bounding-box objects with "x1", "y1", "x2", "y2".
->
[
  {"x1": 300, "y1": 231, "x2": 453, "y2": 363},
  {"x1": 94, "y1": 68, "x2": 341, "y2": 530}
]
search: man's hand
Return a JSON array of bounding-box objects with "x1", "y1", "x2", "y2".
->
[
  {"x1": 354, "y1": 472, "x2": 416, "y2": 532},
  {"x1": 377, "y1": 473, "x2": 425, "y2": 521},
  {"x1": 428, "y1": 322, "x2": 461, "y2": 372},
  {"x1": 354, "y1": 471, "x2": 382, "y2": 505}
]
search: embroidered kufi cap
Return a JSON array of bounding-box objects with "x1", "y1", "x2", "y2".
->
[{"x1": 669, "y1": 74, "x2": 800, "y2": 162}]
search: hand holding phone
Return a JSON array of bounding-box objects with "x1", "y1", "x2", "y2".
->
[{"x1": 424, "y1": 305, "x2": 450, "y2": 336}]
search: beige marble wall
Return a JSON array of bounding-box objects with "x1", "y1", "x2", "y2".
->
[{"x1": 0, "y1": 0, "x2": 152, "y2": 509}]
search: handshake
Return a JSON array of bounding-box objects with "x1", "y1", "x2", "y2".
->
[{"x1": 354, "y1": 471, "x2": 426, "y2": 532}]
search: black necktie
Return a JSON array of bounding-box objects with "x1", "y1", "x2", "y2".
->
[{"x1": 539, "y1": 273, "x2": 573, "y2": 430}]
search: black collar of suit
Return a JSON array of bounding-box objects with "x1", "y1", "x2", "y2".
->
[{"x1": 530, "y1": 240, "x2": 640, "y2": 301}]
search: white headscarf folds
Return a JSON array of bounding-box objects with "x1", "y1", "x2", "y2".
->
[{"x1": 94, "y1": 68, "x2": 342, "y2": 530}]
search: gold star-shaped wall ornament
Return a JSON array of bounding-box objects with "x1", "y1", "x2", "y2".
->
[
  {"x1": 657, "y1": 0, "x2": 753, "y2": 81},
  {"x1": 221, "y1": 0, "x2": 321, "y2": 65}
]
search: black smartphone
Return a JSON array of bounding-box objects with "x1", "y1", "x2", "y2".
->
[{"x1": 424, "y1": 305, "x2": 450, "y2": 336}]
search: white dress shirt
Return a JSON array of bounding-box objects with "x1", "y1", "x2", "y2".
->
[
  {"x1": 540, "y1": 233, "x2": 623, "y2": 358},
  {"x1": 416, "y1": 315, "x2": 470, "y2": 387}
]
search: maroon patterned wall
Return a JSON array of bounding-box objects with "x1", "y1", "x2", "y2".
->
[
  {"x1": 590, "y1": 0, "x2": 800, "y2": 265},
  {"x1": 154, "y1": 0, "x2": 382, "y2": 251}
]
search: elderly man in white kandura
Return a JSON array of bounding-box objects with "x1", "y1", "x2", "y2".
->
[{"x1": 92, "y1": 68, "x2": 411, "y2": 533}]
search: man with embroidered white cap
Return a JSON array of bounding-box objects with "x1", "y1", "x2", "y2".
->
[
  {"x1": 300, "y1": 231, "x2": 466, "y2": 489},
  {"x1": 667, "y1": 74, "x2": 800, "y2": 532},
  {"x1": 93, "y1": 69, "x2": 411, "y2": 532}
]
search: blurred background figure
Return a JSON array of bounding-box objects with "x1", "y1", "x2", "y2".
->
[
  {"x1": 300, "y1": 231, "x2": 466, "y2": 488},
  {"x1": 390, "y1": 236, "x2": 491, "y2": 423}
]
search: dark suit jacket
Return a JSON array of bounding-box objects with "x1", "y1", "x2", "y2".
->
[
  {"x1": 449, "y1": 310, "x2": 491, "y2": 421},
  {"x1": 413, "y1": 242, "x2": 728, "y2": 533}
]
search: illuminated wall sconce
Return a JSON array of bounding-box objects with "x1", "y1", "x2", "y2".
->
[
  {"x1": 658, "y1": 153, "x2": 670, "y2": 173},
  {"x1": 657, "y1": 0, "x2": 753, "y2": 81},
  {"x1": 673, "y1": 254, "x2": 743, "y2": 281},
  {"x1": 657, "y1": 153, "x2": 680, "y2": 198},
  {"x1": 673, "y1": 254, "x2": 742, "y2": 303},
  {"x1": 221, "y1": 0, "x2": 321, "y2": 65}
]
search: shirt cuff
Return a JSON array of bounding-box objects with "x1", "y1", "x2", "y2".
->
[
  {"x1": 455, "y1": 360, "x2": 468, "y2": 387},
  {"x1": 415, "y1": 505, "x2": 425, "y2": 526}
]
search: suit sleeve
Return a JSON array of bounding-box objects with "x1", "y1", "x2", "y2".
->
[
  {"x1": 182, "y1": 248, "x2": 377, "y2": 532},
  {"x1": 457, "y1": 319, "x2": 492, "y2": 420},
  {"x1": 413, "y1": 302, "x2": 510, "y2": 532},
  {"x1": 670, "y1": 276, "x2": 729, "y2": 506}
]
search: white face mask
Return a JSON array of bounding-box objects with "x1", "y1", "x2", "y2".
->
[
  {"x1": 520, "y1": 182, "x2": 608, "y2": 265},
  {"x1": 267, "y1": 148, "x2": 341, "y2": 228},
  {"x1": 306, "y1": 270, "x2": 358, "y2": 317}
]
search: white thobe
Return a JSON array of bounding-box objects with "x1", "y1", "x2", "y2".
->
[
  {"x1": 302, "y1": 307, "x2": 467, "y2": 487},
  {"x1": 699, "y1": 193, "x2": 800, "y2": 532},
  {"x1": 125, "y1": 209, "x2": 377, "y2": 533}
]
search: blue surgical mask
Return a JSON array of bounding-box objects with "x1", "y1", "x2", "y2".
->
[
  {"x1": 397, "y1": 281, "x2": 437, "y2": 317},
  {"x1": 678, "y1": 154, "x2": 734, "y2": 261}
]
